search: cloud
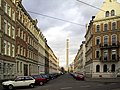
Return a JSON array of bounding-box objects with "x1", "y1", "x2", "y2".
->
[{"x1": 22, "y1": 0, "x2": 120, "y2": 67}]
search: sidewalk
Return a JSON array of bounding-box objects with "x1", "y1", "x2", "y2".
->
[{"x1": 85, "y1": 78, "x2": 120, "y2": 83}]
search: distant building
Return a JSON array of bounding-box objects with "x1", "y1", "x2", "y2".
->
[
  {"x1": 85, "y1": 0, "x2": 120, "y2": 78},
  {"x1": 74, "y1": 41, "x2": 86, "y2": 74}
]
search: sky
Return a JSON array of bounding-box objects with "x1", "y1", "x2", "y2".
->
[{"x1": 22, "y1": 0, "x2": 120, "y2": 67}]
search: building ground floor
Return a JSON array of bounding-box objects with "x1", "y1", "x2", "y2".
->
[
  {"x1": 85, "y1": 60, "x2": 120, "y2": 78},
  {"x1": 0, "y1": 60, "x2": 16, "y2": 80},
  {"x1": 16, "y1": 56, "x2": 39, "y2": 76}
]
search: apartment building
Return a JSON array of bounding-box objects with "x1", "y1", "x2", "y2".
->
[
  {"x1": 0, "y1": 0, "x2": 16, "y2": 80},
  {"x1": 38, "y1": 32, "x2": 46, "y2": 74},
  {"x1": 16, "y1": 1, "x2": 39, "y2": 76},
  {"x1": 85, "y1": 0, "x2": 120, "y2": 78},
  {"x1": 74, "y1": 41, "x2": 86, "y2": 74},
  {"x1": 0, "y1": 0, "x2": 60, "y2": 80},
  {"x1": 49, "y1": 48, "x2": 59, "y2": 74}
]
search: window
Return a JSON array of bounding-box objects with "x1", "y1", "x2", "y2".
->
[
  {"x1": 0, "y1": 38, "x2": 1, "y2": 53},
  {"x1": 103, "y1": 64, "x2": 107, "y2": 72},
  {"x1": 4, "y1": 40, "x2": 7, "y2": 55},
  {"x1": 17, "y1": 45, "x2": 20, "y2": 55},
  {"x1": 104, "y1": 36, "x2": 109, "y2": 46},
  {"x1": 4, "y1": 1, "x2": 7, "y2": 13},
  {"x1": 112, "y1": 49, "x2": 116, "y2": 60},
  {"x1": 12, "y1": 0, "x2": 16, "y2": 4},
  {"x1": 112, "y1": 22, "x2": 116, "y2": 30},
  {"x1": 7, "y1": 5, "x2": 11, "y2": 17},
  {"x1": 96, "y1": 50, "x2": 100, "y2": 58},
  {"x1": 112, "y1": 35, "x2": 117, "y2": 45},
  {"x1": 104, "y1": 24, "x2": 108, "y2": 31},
  {"x1": 20, "y1": 62, "x2": 22, "y2": 73},
  {"x1": 4, "y1": 20, "x2": 7, "y2": 34},
  {"x1": 7, "y1": 42, "x2": 10, "y2": 56},
  {"x1": 111, "y1": 10, "x2": 115, "y2": 16},
  {"x1": 17, "y1": 61, "x2": 19, "y2": 73},
  {"x1": 24, "y1": 49, "x2": 26, "y2": 57},
  {"x1": 96, "y1": 25, "x2": 100, "y2": 32},
  {"x1": 18, "y1": 28, "x2": 20, "y2": 37},
  {"x1": 111, "y1": 64, "x2": 115, "y2": 72},
  {"x1": 12, "y1": 26, "x2": 15, "y2": 39},
  {"x1": 12, "y1": 10, "x2": 15, "y2": 21},
  {"x1": 11, "y1": 45, "x2": 15, "y2": 57},
  {"x1": 96, "y1": 65, "x2": 100, "y2": 72},
  {"x1": 96, "y1": 37, "x2": 100, "y2": 45},
  {"x1": 7, "y1": 23, "x2": 11, "y2": 36},
  {"x1": 105, "y1": 11, "x2": 109, "y2": 17},
  {"x1": 104, "y1": 50, "x2": 108, "y2": 60}
]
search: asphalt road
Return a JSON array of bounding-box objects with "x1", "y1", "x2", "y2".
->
[{"x1": 1, "y1": 74, "x2": 120, "y2": 90}]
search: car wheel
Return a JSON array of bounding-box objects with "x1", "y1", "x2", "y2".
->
[
  {"x1": 39, "y1": 82, "x2": 44, "y2": 86},
  {"x1": 29, "y1": 84, "x2": 34, "y2": 88},
  {"x1": 8, "y1": 85, "x2": 13, "y2": 90}
]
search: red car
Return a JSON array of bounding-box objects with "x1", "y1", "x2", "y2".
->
[
  {"x1": 31, "y1": 75, "x2": 47, "y2": 86},
  {"x1": 75, "y1": 73, "x2": 85, "y2": 80}
]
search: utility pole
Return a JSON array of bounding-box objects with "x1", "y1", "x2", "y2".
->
[{"x1": 66, "y1": 39, "x2": 69, "y2": 72}]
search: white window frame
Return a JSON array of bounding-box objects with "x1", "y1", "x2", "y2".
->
[
  {"x1": 111, "y1": 34, "x2": 117, "y2": 45},
  {"x1": 7, "y1": 23, "x2": 11, "y2": 36},
  {"x1": 12, "y1": 44, "x2": 15, "y2": 57},
  {"x1": 7, "y1": 42, "x2": 11, "y2": 56},
  {"x1": 7, "y1": 4, "x2": 11, "y2": 17},
  {"x1": 4, "y1": 40, "x2": 7, "y2": 55},
  {"x1": 12, "y1": 26, "x2": 15, "y2": 39},
  {"x1": 4, "y1": 1, "x2": 7, "y2": 13},
  {"x1": 4, "y1": 19, "x2": 7, "y2": 34}
]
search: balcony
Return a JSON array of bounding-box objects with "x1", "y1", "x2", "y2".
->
[
  {"x1": 99, "y1": 42, "x2": 119, "y2": 49},
  {"x1": 99, "y1": 55, "x2": 119, "y2": 62}
]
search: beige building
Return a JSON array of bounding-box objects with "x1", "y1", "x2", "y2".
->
[
  {"x1": 49, "y1": 48, "x2": 59, "y2": 74},
  {"x1": 74, "y1": 41, "x2": 86, "y2": 74},
  {"x1": 85, "y1": 0, "x2": 120, "y2": 78}
]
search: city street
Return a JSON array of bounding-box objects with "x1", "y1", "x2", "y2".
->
[{"x1": 1, "y1": 74, "x2": 120, "y2": 90}]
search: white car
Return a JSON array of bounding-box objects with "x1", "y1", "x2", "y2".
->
[{"x1": 2, "y1": 76, "x2": 35, "y2": 90}]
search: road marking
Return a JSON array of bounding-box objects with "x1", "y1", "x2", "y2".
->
[
  {"x1": 80, "y1": 85, "x2": 91, "y2": 88},
  {"x1": 61, "y1": 87, "x2": 72, "y2": 90}
]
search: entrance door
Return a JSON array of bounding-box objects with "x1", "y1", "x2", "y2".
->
[{"x1": 24, "y1": 64, "x2": 28, "y2": 76}]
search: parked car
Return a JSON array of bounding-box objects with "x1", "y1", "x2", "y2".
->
[
  {"x1": 75, "y1": 73, "x2": 85, "y2": 80},
  {"x1": 40, "y1": 74, "x2": 50, "y2": 82},
  {"x1": 31, "y1": 75, "x2": 47, "y2": 86},
  {"x1": 2, "y1": 76, "x2": 35, "y2": 90}
]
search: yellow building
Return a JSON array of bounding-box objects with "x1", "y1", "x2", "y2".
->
[{"x1": 85, "y1": 0, "x2": 120, "y2": 78}]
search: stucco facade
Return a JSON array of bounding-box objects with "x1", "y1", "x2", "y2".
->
[{"x1": 85, "y1": 0, "x2": 120, "y2": 78}]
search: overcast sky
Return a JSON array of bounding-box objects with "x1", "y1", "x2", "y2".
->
[{"x1": 22, "y1": 0, "x2": 120, "y2": 67}]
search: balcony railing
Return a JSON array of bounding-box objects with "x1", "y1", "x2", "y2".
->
[
  {"x1": 99, "y1": 41, "x2": 119, "y2": 49},
  {"x1": 99, "y1": 55, "x2": 119, "y2": 62}
]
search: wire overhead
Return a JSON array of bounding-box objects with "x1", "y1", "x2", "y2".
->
[{"x1": 27, "y1": 11, "x2": 85, "y2": 27}]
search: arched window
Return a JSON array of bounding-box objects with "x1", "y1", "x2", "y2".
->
[
  {"x1": 112, "y1": 34, "x2": 117, "y2": 45},
  {"x1": 106, "y1": 11, "x2": 109, "y2": 17},
  {"x1": 112, "y1": 22, "x2": 116, "y2": 30},
  {"x1": 111, "y1": 64, "x2": 115, "y2": 72},
  {"x1": 111, "y1": 10, "x2": 115, "y2": 16},
  {"x1": 104, "y1": 35, "x2": 109, "y2": 46},
  {"x1": 104, "y1": 24, "x2": 108, "y2": 31},
  {"x1": 103, "y1": 64, "x2": 107, "y2": 72},
  {"x1": 96, "y1": 37, "x2": 100, "y2": 45},
  {"x1": 96, "y1": 25, "x2": 100, "y2": 32},
  {"x1": 96, "y1": 65, "x2": 100, "y2": 72}
]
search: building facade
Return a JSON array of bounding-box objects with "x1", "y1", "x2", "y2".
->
[
  {"x1": 85, "y1": 0, "x2": 120, "y2": 78},
  {"x1": 0, "y1": 0, "x2": 60, "y2": 80},
  {"x1": 74, "y1": 41, "x2": 86, "y2": 74},
  {"x1": 0, "y1": 0, "x2": 16, "y2": 80}
]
